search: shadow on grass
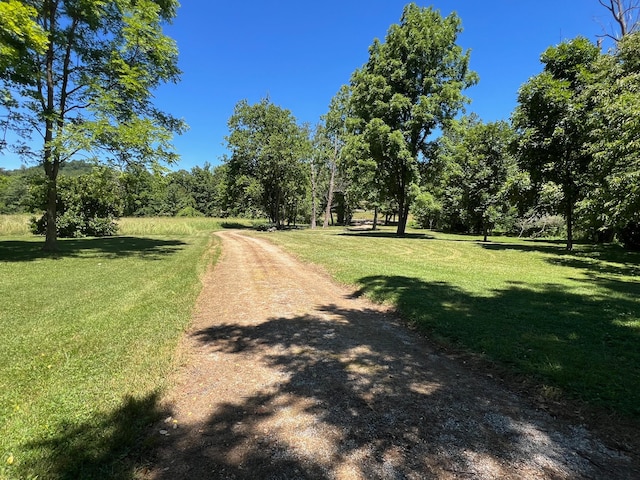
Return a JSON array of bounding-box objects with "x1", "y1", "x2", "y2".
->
[
  {"x1": 481, "y1": 241, "x2": 640, "y2": 278},
  {"x1": 17, "y1": 393, "x2": 165, "y2": 480},
  {"x1": 340, "y1": 230, "x2": 435, "y2": 240},
  {"x1": 220, "y1": 221, "x2": 253, "y2": 230},
  {"x1": 353, "y1": 275, "x2": 640, "y2": 418},
  {"x1": 0, "y1": 236, "x2": 187, "y2": 262},
  {"x1": 148, "y1": 302, "x2": 638, "y2": 478}
]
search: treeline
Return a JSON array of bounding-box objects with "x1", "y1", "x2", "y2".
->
[
  {"x1": 3, "y1": 3, "x2": 639, "y2": 251},
  {"x1": 0, "y1": 160, "x2": 227, "y2": 217}
]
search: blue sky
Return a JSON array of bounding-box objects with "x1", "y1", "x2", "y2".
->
[{"x1": 1, "y1": 1, "x2": 614, "y2": 171}]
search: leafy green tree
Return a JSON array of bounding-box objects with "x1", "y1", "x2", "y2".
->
[
  {"x1": 582, "y1": 32, "x2": 640, "y2": 247},
  {"x1": 188, "y1": 163, "x2": 219, "y2": 216},
  {"x1": 119, "y1": 164, "x2": 159, "y2": 216},
  {"x1": 439, "y1": 118, "x2": 518, "y2": 241},
  {"x1": 0, "y1": 0, "x2": 185, "y2": 251},
  {"x1": 410, "y1": 189, "x2": 442, "y2": 230},
  {"x1": 205, "y1": 163, "x2": 231, "y2": 217},
  {"x1": 319, "y1": 85, "x2": 351, "y2": 228},
  {"x1": 0, "y1": 166, "x2": 40, "y2": 213},
  {"x1": 31, "y1": 166, "x2": 123, "y2": 237},
  {"x1": 0, "y1": 0, "x2": 46, "y2": 81},
  {"x1": 513, "y1": 37, "x2": 601, "y2": 250},
  {"x1": 349, "y1": 3, "x2": 477, "y2": 236},
  {"x1": 225, "y1": 98, "x2": 309, "y2": 227}
]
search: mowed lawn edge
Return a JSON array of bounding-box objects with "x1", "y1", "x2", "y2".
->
[
  {"x1": 0, "y1": 217, "x2": 247, "y2": 479},
  {"x1": 258, "y1": 226, "x2": 640, "y2": 420}
]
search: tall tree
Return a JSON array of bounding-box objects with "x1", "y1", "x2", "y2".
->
[
  {"x1": 225, "y1": 98, "x2": 309, "y2": 227},
  {"x1": 349, "y1": 3, "x2": 477, "y2": 236},
  {"x1": 582, "y1": 32, "x2": 640, "y2": 245},
  {"x1": 0, "y1": 0, "x2": 185, "y2": 251},
  {"x1": 513, "y1": 37, "x2": 601, "y2": 250},
  {"x1": 439, "y1": 117, "x2": 518, "y2": 241}
]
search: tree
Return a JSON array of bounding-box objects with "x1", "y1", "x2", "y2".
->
[
  {"x1": 0, "y1": 0, "x2": 185, "y2": 251},
  {"x1": 322, "y1": 85, "x2": 351, "y2": 229},
  {"x1": 0, "y1": 1, "x2": 47, "y2": 80},
  {"x1": 513, "y1": 37, "x2": 601, "y2": 250},
  {"x1": 225, "y1": 98, "x2": 309, "y2": 227},
  {"x1": 582, "y1": 32, "x2": 640, "y2": 247},
  {"x1": 30, "y1": 166, "x2": 123, "y2": 237},
  {"x1": 410, "y1": 189, "x2": 441, "y2": 230},
  {"x1": 439, "y1": 117, "x2": 518, "y2": 241},
  {"x1": 349, "y1": 3, "x2": 477, "y2": 236}
]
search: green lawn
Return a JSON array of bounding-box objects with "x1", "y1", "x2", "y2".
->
[
  {"x1": 262, "y1": 226, "x2": 640, "y2": 418},
  {"x1": 0, "y1": 217, "x2": 251, "y2": 479}
]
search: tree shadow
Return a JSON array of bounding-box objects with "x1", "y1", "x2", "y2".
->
[
  {"x1": 340, "y1": 231, "x2": 435, "y2": 240},
  {"x1": 481, "y1": 242, "x2": 640, "y2": 279},
  {"x1": 149, "y1": 300, "x2": 637, "y2": 478},
  {"x1": 220, "y1": 222, "x2": 253, "y2": 230},
  {"x1": 353, "y1": 276, "x2": 640, "y2": 418},
  {"x1": 16, "y1": 393, "x2": 165, "y2": 480},
  {"x1": 0, "y1": 236, "x2": 187, "y2": 262}
]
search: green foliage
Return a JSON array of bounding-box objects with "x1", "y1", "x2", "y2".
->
[
  {"x1": 410, "y1": 190, "x2": 441, "y2": 229},
  {"x1": 313, "y1": 85, "x2": 353, "y2": 228},
  {"x1": 581, "y1": 33, "x2": 640, "y2": 237},
  {"x1": 349, "y1": 3, "x2": 477, "y2": 235},
  {"x1": 513, "y1": 37, "x2": 601, "y2": 250},
  {"x1": 176, "y1": 205, "x2": 204, "y2": 217},
  {"x1": 0, "y1": 0, "x2": 47, "y2": 82},
  {"x1": 225, "y1": 98, "x2": 310, "y2": 226},
  {"x1": 619, "y1": 222, "x2": 640, "y2": 251},
  {"x1": 437, "y1": 117, "x2": 519, "y2": 240},
  {"x1": 0, "y1": 166, "x2": 42, "y2": 214},
  {"x1": 30, "y1": 167, "x2": 123, "y2": 238}
]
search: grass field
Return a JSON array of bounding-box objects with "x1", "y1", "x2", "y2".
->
[
  {"x1": 262, "y1": 225, "x2": 640, "y2": 419},
  {"x1": 0, "y1": 217, "x2": 251, "y2": 479}
]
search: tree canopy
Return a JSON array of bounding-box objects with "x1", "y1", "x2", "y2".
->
[
  {"x1": 513, "y1": 37, "x2": 601, "y2": 250},
  {"x1": 225, "y1": 98, "x2": 310, "y2": 227},
  {"x1": 349, "y1": 3, "x2": 477, "y2": 235}
]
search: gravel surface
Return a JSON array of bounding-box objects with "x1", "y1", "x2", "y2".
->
[{"x1": 142, "y1": 230, "x2": 638, "y2": 479}]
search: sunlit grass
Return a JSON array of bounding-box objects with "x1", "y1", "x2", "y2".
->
[
  {"x1": 0, "y1": 214, "x2": 30, "y2": 236},
  {"x1": 0, "y1": 218, "x2": 228, "y2": 478},
  {"x1": 261, "y1": 226, "x2": 640, "y2": 417},
  {"x1": 117, "y1": 216, "x2": 252, "y2": 236}
]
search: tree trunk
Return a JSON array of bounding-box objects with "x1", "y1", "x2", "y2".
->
[
  {"x1": 566, "y1": 201, "x2": 574, "y2": 251},
  {"x1": 483, "y1": 224, "x2": 489, "y2": 242},
  {"x1": 396, "y1": 197, "x2": 409, "y2": 236},
  {"x1": 310, "y1": 162, "x2": 317, "y2": 229},
  {"x1": 42, "y1": 2, "x2": 59, "y2": 252},
  {"x1": 43, "y1": 164, "x2": 59, "y2": 252},
  {"x1": 323, "y1": 161, "x2": 336, "y2": 229},
  {"x1": 372, "y1": 206, "x2": 378, "y2": 231}
]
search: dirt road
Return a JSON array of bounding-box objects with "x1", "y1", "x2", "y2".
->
[{"x1": 144, "y1": 230, "x2": 637, "y2": 479}]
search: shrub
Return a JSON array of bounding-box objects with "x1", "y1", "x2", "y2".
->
[
  {"x1": 30, "y1": 167, "x2": 123, "y2": 238},
  {"x1": 411, "y1": 191, "x2": 442, "y2": 229}
]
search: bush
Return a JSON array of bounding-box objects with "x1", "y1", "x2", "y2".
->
[
  {"x1": 30, "y1": 167, "x2": 122, "y2": 238},
  {"x1": 411, "y1": 191, "x2": 442, "y2": 229},
  {"x1": 176, "y1": 205, "x2": 204, "y2": 217}
]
